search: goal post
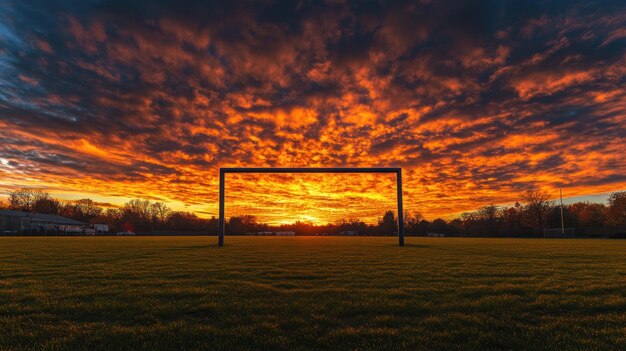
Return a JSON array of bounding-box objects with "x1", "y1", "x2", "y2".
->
[{"x1": 217, "y1": 167, "x2": 404, "y2": 246}]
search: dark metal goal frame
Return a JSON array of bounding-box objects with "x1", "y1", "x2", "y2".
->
[{"x1": 218, "y1": 167, "x2": 404, "y2": 246}]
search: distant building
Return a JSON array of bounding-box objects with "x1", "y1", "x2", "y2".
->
[
  {"x1": 427, "y1": 232, "x2": 445, "y2": 237},
  {"x1": 93, "y1": 224, "x2": 109, "y2": 235},
  {"x1": 275, "y1": 231, "x2": 296, "y2": 236},
  {"x1": 0, "y1": 210, "x2": 87, "y2": 235}
]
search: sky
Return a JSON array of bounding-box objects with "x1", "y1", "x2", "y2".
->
[{"x1": 0, "y1": 0, "x2": 625, "y2": 225}]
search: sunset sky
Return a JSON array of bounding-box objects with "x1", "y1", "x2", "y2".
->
[{"x1": 1, "y1": 0, "x2": 625, "y2": 224}]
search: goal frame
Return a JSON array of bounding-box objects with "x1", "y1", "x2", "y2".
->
[{"x1": 218, "y1": 167, "x2": 404, "y2": 246}]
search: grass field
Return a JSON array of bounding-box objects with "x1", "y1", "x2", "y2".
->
[{"x1": 0, "y1": 237, "x2": 625, "y2": 350}]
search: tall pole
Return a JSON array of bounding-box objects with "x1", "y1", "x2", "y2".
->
[
  {"x1": 397, "y1": 169, "x2": 404, "y2": 247},
  {"x1": 560, "y1": 189, "x2": 565, "y2": 236},
  {"x1": 218, "y1": 169, "x2": 225, "y2": 247}
]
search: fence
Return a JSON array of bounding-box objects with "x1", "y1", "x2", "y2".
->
[{"x1": 543, "y1": 226, "x2": 626, "y2": 238}]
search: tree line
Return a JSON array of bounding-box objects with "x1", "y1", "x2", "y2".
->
[
  {"x1": 0, "y1": 188, "x2": 401, "y2": 235},
  {"x1": 1, "y1": 188, "x2": 625, "y2": 236},
  {"x1": 224, "y1": 190, "x2": 626, "y2": 236},
  {"x1": 0, "y1": 189, "x2": 209, "y2": 233},
  {"x1": 440, "y1": 190, "x2": 626, "y2": 237}
]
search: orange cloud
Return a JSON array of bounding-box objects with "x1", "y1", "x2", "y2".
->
[{"x1": 1, "y1": 1, "x2": 625, "y2": 223}]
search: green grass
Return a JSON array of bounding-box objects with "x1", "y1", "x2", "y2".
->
[{"x1": 0, "y1": 237, "x2": 625, "y2": 350}]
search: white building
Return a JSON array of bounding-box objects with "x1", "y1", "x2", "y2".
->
[{"x1": 0, "y1": 210, "x2": 87, "y2": 235}]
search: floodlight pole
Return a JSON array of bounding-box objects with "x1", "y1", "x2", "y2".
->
[{"x1": 217, "y1": 167, "x2": 404, "y2": 247}]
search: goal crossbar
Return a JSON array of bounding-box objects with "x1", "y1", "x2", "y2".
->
[{"x1": 218, "y1": 167, "x2": 404, "y2": 246}]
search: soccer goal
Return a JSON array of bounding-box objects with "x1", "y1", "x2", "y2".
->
[{"x1": 218, "y1": 167, "x2": 404, "y2": 246}]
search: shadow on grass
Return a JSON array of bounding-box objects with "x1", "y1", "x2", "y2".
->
[
  {"x1": 400, "y1": 243, "x2": 431, "y2": 249},
  {"x1": 167, "y1": 245, "x2": 213, "y2": 251}
]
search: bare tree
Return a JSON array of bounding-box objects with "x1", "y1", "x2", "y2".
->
[
  {"x1": 568, "y1": 202, "x2": 607, "y2": 227},
  {"x1": 460, "y1": 211, "x2": 479, "y2": 235},
  {"x1": 32, "y1": 197, "x2": 61, "y2": 214},
  {"x1": 403, "y1": 210, "x2": 424, "y2": 226},
  {"x1": 74, "y1": 199, "x2": 103, "y2": 223},
  {"x1": 521, "y1": 190, "x2": 553, "y2": 232},
  {"x1": 167, "y1": 211, "x2": 204, "y2": 231},
  {"x1": 150, "y1": 201, "x2": 172, "y2": 226},
  {"x1": 607, "y1": 191, "x2": 626, "y2": 227},
  {"x1": 478, "y1": 204, "x2": 501, "y2": 236},
  {"x1": 123, "y1": 199, "x2": 151, "y2": 218},
  {"x1": 404, "y1": 210, "x2": 424, "y2": 236},
  {"x1": 227, "y1": 215, "x2": 258, "y2": 234},
  {"x1": 8, "y1": 188, "x2": 51, "y2": 212}
]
